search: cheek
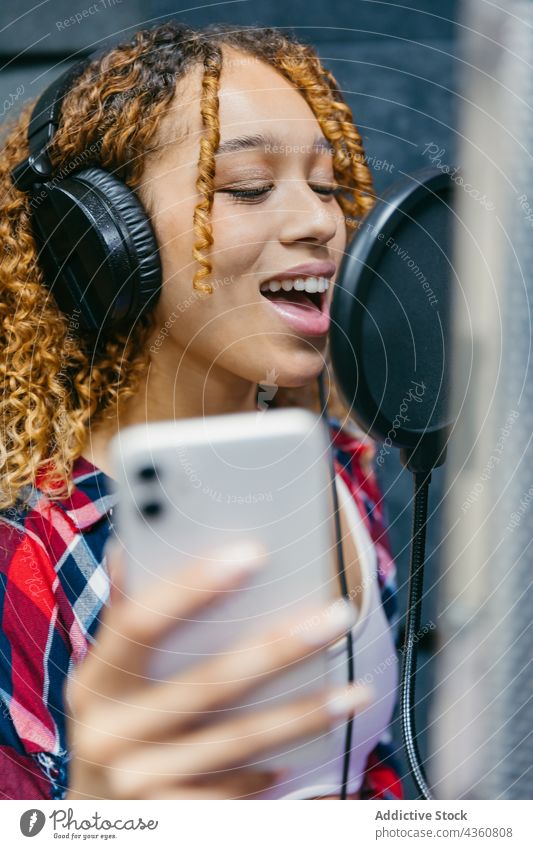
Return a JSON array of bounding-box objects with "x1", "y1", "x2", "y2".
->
[
  {"x1": 149, "y1": 200, "x2": 194, "y2": 289},
  {"x1": 332, "y1": 220, "x2": 348, "y2": 280},
  {"x1": 210, "y1": 199, "x2": 267, "y2": 280},
  {"x1": 332, "y1": 202, "x2": 348, "y2": 249}
]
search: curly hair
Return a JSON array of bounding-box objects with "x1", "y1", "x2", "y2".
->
[{"x1": 0, "y1": 21, "x2": 377, "y2": 512}]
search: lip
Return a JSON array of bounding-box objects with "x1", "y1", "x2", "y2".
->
[
  {"x1": 261, "y1": 260, "x2": 337, "y2": 285},
  {"x1": 259, "y1": 260, "x2": 335, "y2": 331},
  {"x1": 260, "y1": 261, "x2": 333, "y2": 337}
]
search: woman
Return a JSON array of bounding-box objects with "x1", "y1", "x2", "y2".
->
[{"x1": 0, "y1": 21, "x2": 403, "y2": 800}]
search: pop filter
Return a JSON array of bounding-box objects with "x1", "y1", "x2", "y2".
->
[
  {"x1": 330, "y1": 167, "x2": 456, "y2": 473},
  {"x1": 328, "y1": 167, "x2": 458, "y2": 799}
]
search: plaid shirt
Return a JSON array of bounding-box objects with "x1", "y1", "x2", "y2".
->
[{"x1": 0, "y1": 417, "x2": 404, "y2": 800}]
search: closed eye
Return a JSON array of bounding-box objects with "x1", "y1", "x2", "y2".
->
[{"x1": 218, "y1": 184, "x2": 341, "y2": 202}]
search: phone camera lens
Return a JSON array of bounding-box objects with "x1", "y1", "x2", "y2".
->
[
  {"x1": 140, "y1": 501, "x2": 163, "y2": 518},
  {"x1": 137, "y1": 465, "x2": 160, "y2": 481}
]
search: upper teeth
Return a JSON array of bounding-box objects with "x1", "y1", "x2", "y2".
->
[{"x1": 260, "y1": 276, "x2": 330, "y2": 294}]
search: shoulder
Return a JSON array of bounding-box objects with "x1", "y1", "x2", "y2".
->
[
  {"x1": 0, "y1": 498, "x2": 59, "y2": 637},
  {"x1": 0, "y1": 462, "x2": 114, "y2": 798},
  {"x1": 326, "y1": 418, "x2": 404, "y2": 799},
  {"x1": 0, "y1": 484, "x2": 88, "y2": 661},
  {"x1": 1, "y1": 458, "x2": 116, "y2": 644},
  {"x1": 0, "y1": 499, "x2": 69, "y2": 796},
  {"x1": 326, "y1": 416, "x2": 399, "y2": 636},
  {"x1": 326, "y1": 415, "x2": 386, "y2": 546}
]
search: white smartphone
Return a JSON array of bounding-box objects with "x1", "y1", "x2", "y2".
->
[{"x1": 109, "y1": 407, "x2": 350, "y2": 797}]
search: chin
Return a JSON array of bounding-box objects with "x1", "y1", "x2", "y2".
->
[
  {"x1": 246, "y1": 339, "x2": 326, "y2": 388},
  {"x1": 294, "y1": 346, "x2": 327, "y2": 379},
  {"x1": 274, "y1": 362, "x2": 325, "y2": 389}
]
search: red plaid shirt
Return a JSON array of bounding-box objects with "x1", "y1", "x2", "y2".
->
[{"x1": 0, "y1": 417, "x2": 404, "y2": 799}]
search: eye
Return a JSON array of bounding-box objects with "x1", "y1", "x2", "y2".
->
[
  {"x1": 220, "y1": 185, "x2": 273, "y2": 201},
  {"x1": 312, "y1": 184, "x2": 341, "y2": 197},
  {"x1": 217, "y1": 183, "x2": 341, "y2": 203}
]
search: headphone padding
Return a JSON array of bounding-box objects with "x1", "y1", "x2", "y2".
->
[{"x1": 73, "y1": 166, "x2": 162, "y2": 319}]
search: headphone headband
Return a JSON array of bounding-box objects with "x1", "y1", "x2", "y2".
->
[{"x1": 10, "y1": 51, "x2": 103, "y2": 191}]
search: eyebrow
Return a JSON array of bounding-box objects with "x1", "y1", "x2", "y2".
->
[{"x1": 214, "y1": 132, "x2": 334, "y2": 157}]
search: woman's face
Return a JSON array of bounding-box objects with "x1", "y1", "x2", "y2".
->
[{"x1": 139, "y1": 46, "x2": 347, "y2": 392}]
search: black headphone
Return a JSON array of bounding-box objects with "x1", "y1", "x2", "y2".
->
[{"x1": 10, "y1": 50, "x2": 162, "y2": 334}]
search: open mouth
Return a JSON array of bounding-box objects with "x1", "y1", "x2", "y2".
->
[{"x1": 259, "y1": 276, "x2": 329, "y2": 312}]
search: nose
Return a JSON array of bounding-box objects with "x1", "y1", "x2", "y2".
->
[{"x1": 277, "y1": 181, "x2": 341, "y2": 246}]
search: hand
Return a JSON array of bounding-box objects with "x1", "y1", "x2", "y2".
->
[{"x1": 65, "y1": 540, "x2": 372, "y2": 799}]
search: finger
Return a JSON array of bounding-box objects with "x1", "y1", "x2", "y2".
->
[
  {"x1": 151, "y1": 597, "x2": 358, "y2": 715},
  {"x1": 110, "y1": 539, "x2": 269, "y2": 644},
  {"x1": 109, "y1": 684, "x2": 373, "y2": 797},
  {"x1": 72, "y1": 540, "x2": 268, "y2": 703},
  {"x1": 89, "y1": 598, "x2": 357, "y2": 752}
]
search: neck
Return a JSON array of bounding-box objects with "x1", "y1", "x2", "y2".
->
[
  {"x1": 80, "y1": 346, "x2": 259, "y2": 478},
  {"x1": 123, "y1": 352, "x2": 259, "y2": 422}
]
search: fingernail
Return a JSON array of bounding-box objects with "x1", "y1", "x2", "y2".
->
[
  {"x1": 296, "y1": 599, "x2": 358, "y2": 646},
  {"x1": 326, "y1": 684, "x2": 374, "y2": 718},
  {"x1": 206, "y1": 540, "x2": 268, "y2": 579}
]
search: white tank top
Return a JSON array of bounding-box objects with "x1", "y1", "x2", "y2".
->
[{"x1": 263, "y1": 473, "x2": 399, "y2": 799}]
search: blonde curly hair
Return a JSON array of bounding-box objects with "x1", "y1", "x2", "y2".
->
[{"x1": 0, "y1": 21, "x2": 377, "y2": 512}]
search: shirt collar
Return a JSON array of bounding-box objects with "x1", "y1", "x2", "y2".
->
[
  {"x1": 36, "y1": 456, "x2": 118, "y2": 531},
  {"x1": 327, "y1": 415, "x2": 374, "y2": 455}
]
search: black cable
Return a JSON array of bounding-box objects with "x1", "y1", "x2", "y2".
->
[
  {"x1": 400, "y1": 470, "x2": 434, "y2": 800},
  {"x1": 317, "y1": 369, "x2": 354, "y2": 800}
]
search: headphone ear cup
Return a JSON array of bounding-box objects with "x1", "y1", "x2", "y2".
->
[{"x1": 29, "y1": 166, "x2": 162, "y2": 333}]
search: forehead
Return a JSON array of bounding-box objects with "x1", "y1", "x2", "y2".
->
[
  {"x1": 154, "y1": 46, "x2": 323, "y2": 160},
  {"x1": 216, "y1": 46, "x2": 319, "y2": 130}
]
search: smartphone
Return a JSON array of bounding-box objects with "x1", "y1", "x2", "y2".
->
[{"x1": 109, "y1": 407, "x2": 350, "y2": 797}]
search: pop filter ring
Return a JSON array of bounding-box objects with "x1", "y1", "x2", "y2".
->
[{"x1": 330, "y1": 167, "x2": 454, "y2": 468}]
